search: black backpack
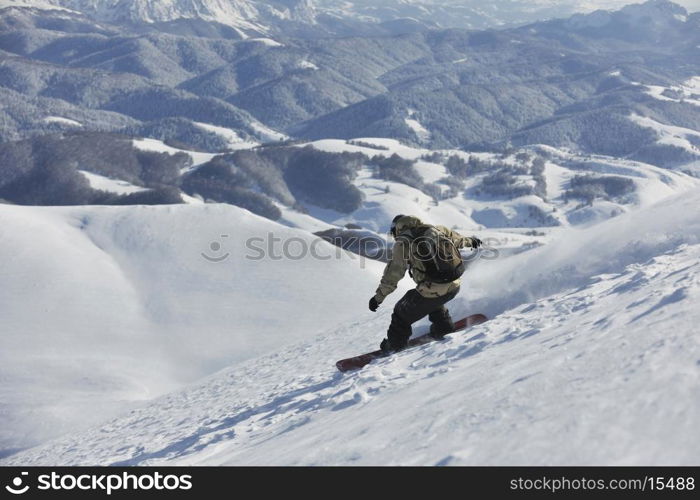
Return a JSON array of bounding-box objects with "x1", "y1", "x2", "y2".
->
[{"x1": 407, "y1": 225, "x2": 465, "y2": 284}]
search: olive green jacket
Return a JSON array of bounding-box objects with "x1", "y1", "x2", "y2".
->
[{"x1": 374, "y1": 215, "x2": 478, "y2": 303}]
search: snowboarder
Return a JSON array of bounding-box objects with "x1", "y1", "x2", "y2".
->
[{"x1": 369, "y1": 214, "x2": 482, "y2": 353}]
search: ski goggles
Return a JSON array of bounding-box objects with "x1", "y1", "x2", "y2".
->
[
  {"x1": 389, "y1": 217, "x2": 398, "y2": 239},
  {"x1": 390, "y1": 216, "x2": 403, "y2": 238}
]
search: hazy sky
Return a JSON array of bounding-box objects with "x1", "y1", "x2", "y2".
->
[
  {"x1": 571, "y1": 0, "x2": 698, "y2": 12},
  {"x1": 653, "y1": 0, "x2": 699, "y2": 11}
]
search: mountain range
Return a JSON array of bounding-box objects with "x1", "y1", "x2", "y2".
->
[
  {"x1": 0, "y1": 0, "x2": 699, "y2": 465},
  {"x1": 2, "y1": 0, "x2": 664, "y2": 36},
  {"x1": 0, "y1": 1, "x2": 697, "y2": 163},
  {"x1": 0, "y1": 0, "x2": 698, "y2": 227}
]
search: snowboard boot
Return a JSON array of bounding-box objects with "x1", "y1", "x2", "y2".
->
[
  {"x1": 428, "y1": 307, "x2": 456, "y2": 340},
  {"x1": 380, "y1": 336, "x2": 408, "y2": 354}
]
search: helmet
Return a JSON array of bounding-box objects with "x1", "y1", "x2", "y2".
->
[{"x1": 389, "y1": 214, "x2": 404, "y2": 239}]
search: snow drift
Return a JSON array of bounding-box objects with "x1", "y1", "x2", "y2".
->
[
  {"x1": 464, "y1": 187, "x2": 700, "y2": 319},
  {"x1": 0, "y1": 203, "x2": 384, "y2": 453}
]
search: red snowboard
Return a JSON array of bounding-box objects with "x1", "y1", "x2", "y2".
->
[{"x1": 335, "y1": 313, "x2": 488, "y2": 372}]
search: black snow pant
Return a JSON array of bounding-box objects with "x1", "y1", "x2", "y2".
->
[{"x1": 386, "y1": 286, "x2": 459, "y2": 350}]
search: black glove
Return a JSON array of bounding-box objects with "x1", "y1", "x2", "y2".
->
[
  {"x1": 369, "y1": 297, "x2": 380, "y2": 312},
  {"x1": 470, "y1": 237, "x2": 483, "y2": 249}
]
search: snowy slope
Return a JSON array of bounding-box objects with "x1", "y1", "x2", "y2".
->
[
  {"x1": 629, "y1": 113, "x2": 700, "y2": 174},
  {"x1": 3, "y1": 187, "x2": 699, "y2": 466},
  {"x1": 132, "y1": 137, "x2": 216, "y2": 170},
  {"x1": 0, "y1": 203, "x2": 385, "y2": 453},
  {"x1": 79, "y1": 170, "x2": 150, "y2": 194},
  {"x1": 294, "y1": 138, "x2": 697, "y2": 235},
  {"x1": 641, "y1": 76, "x2": 700, "y2": 108}
]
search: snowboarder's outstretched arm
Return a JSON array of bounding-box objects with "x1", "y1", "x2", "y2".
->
[
  {"x1": 436, "y1": 225, "x2": 482, "y2": 249},
  {"x1": 373, "y1": 239, "x2": 409, "y2": 304}
]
